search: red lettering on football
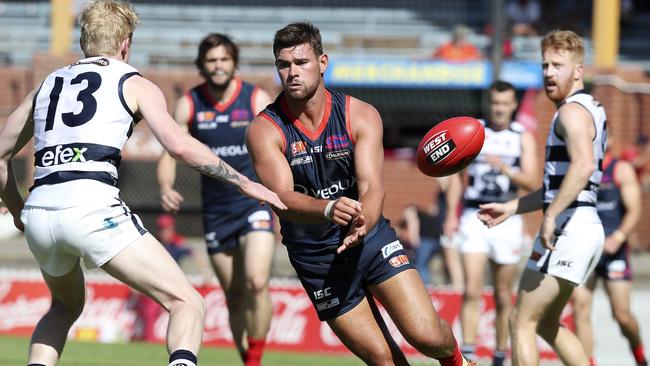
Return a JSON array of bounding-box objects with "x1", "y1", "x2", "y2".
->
[{"x1": 416, "y1": 116, "x2": 485, "y2": 177}]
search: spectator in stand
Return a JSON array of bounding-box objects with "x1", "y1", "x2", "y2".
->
[
  {"x1": 506, "y1": 0, "x2": 542, "y2": 36},
  {"x1": 432, "y1": 24, "x2": 482, "y2": 62}
]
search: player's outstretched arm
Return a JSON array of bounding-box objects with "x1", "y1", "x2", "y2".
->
[
  {"x1": 156, "y1": 95, "x2": 191, "y2": 213},
  {"x1": 478, "y1": 188, "x2": 543, "y2": 227},
  {"x1": 604, "y1": 160, "x2": 641, "y2": 254},
  {"x1": 442, "y1": 173, "x2": 463, "y2": 238},
  {"x1": 125, "y1": 76, "x2": 286, "y2": 211},
  {"x1": 511, "y1": 130, "x2": 540, "y2": 191},
  {"x1": 246, "y1": 115, "x2": 360, "y2": 224},
  {"x1": 0, "y1": 89, "x2": 36, "y2": 230}
]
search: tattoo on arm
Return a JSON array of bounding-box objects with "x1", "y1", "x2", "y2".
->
[{"x1": 193, "y1": 160, "x2": 241, "y2": 186}]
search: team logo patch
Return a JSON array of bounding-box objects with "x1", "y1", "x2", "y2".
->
[
  {"x1": 291, "y1": 141, "x2": 308, "y2": 156},
  {"x1": 251, "y1": 220, "x2": 271, "y2": 230},
  {"x1": 421, "y1": 130, "x2": 456, "y2": 164},
  {"x1": 325, "y1": 135, "x2": 349, "y2": 149},
  {"x1": 231, "y1": 108, "x2": 250, "y2": 121},
  {"x1": 529, "y1": 251, "x2": 543, "y2": 261},
  {"x1": 325, "y1": 150, "x2": 350, "y2": 161},
  {"x1": 103, "y1": 218, "x2": 118, "y2": 229},
  {"x1": 230, "y1": 121, "x2": 250, "y2": 128},
  {"x1": 290, "y1": 156, "x2": 313, "y2": 166},
  {"x1": 381, "y1": 241, "x2": 403, "y2": 258},
  {"x1": 316, "y1": 298, "x2": 340, "y2": 311},
  {"x1": 389, "y1": 254, "x2": 410, "y2": 268},
  {"x1": 197, "y1": 111, "x2": 215, "y2": 122}
]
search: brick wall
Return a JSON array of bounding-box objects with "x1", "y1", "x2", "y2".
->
[{"x1": 1, "y1": 56, "x2": 649, "y2": 249}]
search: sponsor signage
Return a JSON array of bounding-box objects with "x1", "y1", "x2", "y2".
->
[
  {"x1": 0, "y1": 275, "x2": 564, "y2": 360},
  {"x1": 324, "y1": 59, "x2": 542, "y2": 89}
]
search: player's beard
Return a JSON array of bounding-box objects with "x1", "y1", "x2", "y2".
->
[
  {"x1": 202, "y1": 69, "x2": 233, "y2": 90},
  {"x1": 284, "y1": 79, "x2": 318, "y2": 102}
]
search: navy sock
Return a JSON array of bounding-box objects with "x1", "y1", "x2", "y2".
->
[
  {"x1": 461, "y1": 343, "x2": 476, "y2": 361},
  {"x1": 493, "y1": 350, "x2": 507, "y2": 366},
  {"x1": 169, "y1": 349, "x2": 198, "y2": 366}
]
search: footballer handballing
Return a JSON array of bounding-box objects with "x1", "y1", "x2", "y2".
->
[{"x1": 246, "y1": 21, "x2": 475, "y2": 366}]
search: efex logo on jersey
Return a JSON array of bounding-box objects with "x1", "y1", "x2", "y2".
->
[
  {"x1": 35, "y1": 143, "x2": 120, "y2": 167},
  {"x1": 38, "y1": 144, "x2": 88, "y2": 166},
  {"x1": 422, "y1": 131, "x2": 456, "y2": 164}
]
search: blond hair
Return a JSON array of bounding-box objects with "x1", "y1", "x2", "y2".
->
[
  {"x1": 78, "y1": 0, "x2": 139, "y2": 57},
  {"x1": 540, "y1": 30, "x2": 584, "y2": 63}
]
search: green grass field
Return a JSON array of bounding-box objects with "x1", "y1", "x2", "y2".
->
[{"x1": 0, "y1": 335, "x2": 434, "y2": 365}]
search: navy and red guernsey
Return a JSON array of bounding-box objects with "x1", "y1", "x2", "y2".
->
[
  {"x1": 596, "y1": 157, "x2": 625, "y2": 236},
  {"x1": 185, "y1": 79, "x2": 260, "y2": 216},
  {"x1": 260, "y1": 88, "x2": 390, "y2": 246}
]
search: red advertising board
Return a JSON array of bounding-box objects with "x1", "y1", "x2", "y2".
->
[{"x1": 0, "y1": 275, "x2": 569, "y2": 360}]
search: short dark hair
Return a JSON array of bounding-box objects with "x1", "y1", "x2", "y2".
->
[
  {"x1": 489, "y1": 80, "x2": 515, "y2": 93},
  {"x1": 273, "y1": 22, "x2": 323, "y2": 58},
  {"x1": 195, "y1": 33, "x2": 239, "y2": 69}
]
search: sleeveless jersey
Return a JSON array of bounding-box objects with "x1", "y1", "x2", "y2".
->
[
  {"x1": 543, "y1": 91, "x2": 607, "y2": 209},
  {"x1": 261, "y1": 89, "x2": 387, "y2": 246},
  {"x1": 186, "y1": 79, "x2": 260, "y2": 215},
  {"x1": 464, "y1": 120, "x2": 525, "y2": 207},
  {"x1": 596, "y1": 158, "x2": 624, "y2": 236},
  {"x1": 28, "y1": 56, "x2": 140, "y2": 207}
]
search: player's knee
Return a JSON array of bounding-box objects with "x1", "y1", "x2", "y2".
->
[
  {"x1": 180, "y1": 288, "x2": 207, "y2": 317},
  {"x1": 360, "y1": 345, "x2": 394, "y2": 366},
  {"x1": 463, "y1": 286, "x2": 481, "y2": 302},
  {"x1": 494, "y1": 289, "x2": 512, "y2": 310},
  {"x1": 53, "y1": 295, "x2": 85, "y2": 323},
  {"x1": 406, "y1": 325, "x2": 452, "y2": 357},
  {"x1": 246, "y1": 274, "x2": 269, "y2": 295},
  {"x1": 509, "y1": 309, "x2": 520, "y2": 334},
  {"x1": 612, "y1": 308, "x2": 632, "y2": 325}
]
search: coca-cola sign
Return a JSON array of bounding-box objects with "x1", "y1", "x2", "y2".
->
[{"x1": 0, "y1": 275, "x2": 566, "y2": 359}]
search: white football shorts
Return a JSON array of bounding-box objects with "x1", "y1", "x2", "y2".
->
[
  {"x1": 526, "y1": 207, "x2": 604, "y2": 286},
  {"x1": 21, "y1": 196, "x2": 147, "y2": 277},
  {"x1": 457, "y1": 208, "x2": 524, "y2": 265}
]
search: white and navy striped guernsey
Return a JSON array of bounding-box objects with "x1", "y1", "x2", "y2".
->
[
  {"x1": 463, "y1": 119, "x2": 525, "y2": 207},
  {"x1": 31, "y1": 57, "x2": 140, "y2": 190},
  {"x1": 543, "y1": 90, "x2": 607, "y2": 210}
]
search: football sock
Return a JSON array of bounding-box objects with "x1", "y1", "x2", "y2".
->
[
  {"x1": 245, "y1": 337, "x2": 266, "y2": 366},
  {"x1": 169, "y1": 349, "x2": 198, "y2": 366},
  {"x1": 460, "y1": 343, "x2": 476, "y2": 361},
  {"x1": 633, "y1": 344, "x2": 647, "y2": 366},
  {"x1": 438, "y1": 342, "x2": 466, "y2": 366},
  {"x1": 492, "y1": 349, "x2": 507, "y2": 366}
]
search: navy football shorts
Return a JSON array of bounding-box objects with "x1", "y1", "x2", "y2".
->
[
  {"x1": 203, "y1": 206, "x2": 274, "y2": 254},
  {"x1": 286, "y1": 222, "x2": 415, "y2": 321},
  {"x1": 594, "y1": 241, "x2": 633, "y2": 281}
]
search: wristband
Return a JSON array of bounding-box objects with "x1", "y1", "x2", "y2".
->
[
  {"x1": 324, "y1": 200, "x2": 337, "y2": 221},
  {"x1": 613, "y1": 230, "x2": 626, "y2": 242}
]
